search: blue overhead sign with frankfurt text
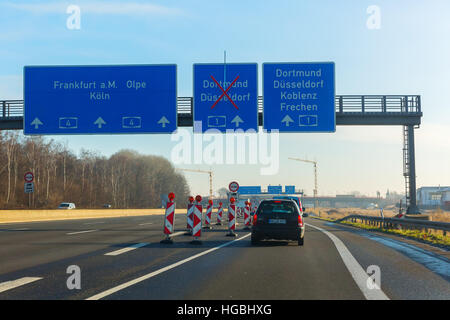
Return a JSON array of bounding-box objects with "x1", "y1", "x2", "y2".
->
[{"x1": 24, "y1": 65, "x2": 177, "y2": 135}]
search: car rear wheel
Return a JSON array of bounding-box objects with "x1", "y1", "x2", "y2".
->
[{"x1": 251, "y1": 233, "x2": 261, "y2": 246}]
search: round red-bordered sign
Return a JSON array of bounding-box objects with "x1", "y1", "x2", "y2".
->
[
  {"x1": 24, "y1": 172, "x2": 34, "y2": 183},
  {"x1": 228, "y1": 181, "x2": 239, "y2": 192}
]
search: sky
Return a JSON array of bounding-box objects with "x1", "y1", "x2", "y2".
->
[{"x1": 0, "y1": 0, "x2": 449, "y2": 198}]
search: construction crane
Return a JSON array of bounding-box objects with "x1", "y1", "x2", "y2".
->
[
  {"x1": 288, "y1": 157, "x2": 318, "y2": 208},
  {"x1": 179, "y1": 168, "x2": 213, "y2": 200}
]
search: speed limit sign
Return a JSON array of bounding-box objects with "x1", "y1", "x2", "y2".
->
[
  {"x1": 228, "y1": 181, "x2": 239, "y2": 193},
  {"x1": 24, "y1": 172, "x2": 34, "y2": 183}
]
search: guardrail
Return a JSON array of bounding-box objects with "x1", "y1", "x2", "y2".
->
[
  {"x1": 0, "y1": 95, "x2": 422, "y2": 119},
  {"x1": 1, "y1": 100, "x2": 23, "y2": 118},
  {"x1": 336, "y1": 214, "x2": 450, "y2": 236}
]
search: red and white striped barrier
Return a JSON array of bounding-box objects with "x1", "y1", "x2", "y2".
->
[
  {"x1": 226, "y1": 197, "x2": 237, "y2": 237},
  {"x1": 191, "y1": 195, "x2": 203, "y2": 244},
  {"x1": 185, "y1": 196, "x2": 195, "y2": 235},
  {"x1": 244, "y1": 201, "x2": 251, "y2": 230},
  {"x1": 204, "y1": 199, "x2": 213, "y2": 229},
  {"x1": 161, "y1": 192, "x2": 176, "y2": 244},
  {"x1": 216, "y1": 202, "x2": 223, "y2": 225},
  {"x1": 395, "y1": 212, "x2": 405, "y2": 219}
]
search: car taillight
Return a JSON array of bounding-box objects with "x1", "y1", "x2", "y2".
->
[
  {"x1": 253, "y1": 214, "x2": 258, "y2": 226},
  {"x1": 298, "y1": 214, "x2": 303, "y2": 227}
]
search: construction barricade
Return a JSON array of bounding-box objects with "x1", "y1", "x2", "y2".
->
[
  {"x1": 191, "y1": 195, "x2": 203, "y2": 245},
  {"x1": 204, "y1": 199, "x2": 213, "y2": 229},
  {"x1": 216, "y1": 202, "x2": 223, "y2": 225},
  {"x1": 226, "y1": 197, "x2": 237, "y2": 237},
  {"x1": 185, "y1": 196, "x2": 195, "y2": 235},
  {"x1": 244, "y1": 201, "x2": 251, "y2": 230},
  {"x1": 161, "y1": 192, "x2": 176, "y2": 244}
]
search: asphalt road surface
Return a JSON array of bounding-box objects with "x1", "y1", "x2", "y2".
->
[{"x1": 0, "y1": 214, "x2": 449, "y2": 300}]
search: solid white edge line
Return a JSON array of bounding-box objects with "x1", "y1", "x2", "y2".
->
[
  {"x1": 86, "y1": 233, "x2": 251, "y2": 300},
  {"x1": 306, "y1": 223, "x2": 390, "y2": 300},
  {"x1": 105, "y1": 243, "x2": 149, "y2": 256},
  {"x1": 66, "y1": 229, "x2": 98, "y2": 235},
  {"x1": 0, "y1": 277, "x2": 43, "y2": 293}
]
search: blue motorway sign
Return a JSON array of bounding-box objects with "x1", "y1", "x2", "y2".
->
[
  {"x1": 193, "y1": 63, "x2": 258, "y2": 133},
  {"x1": 263, "y1": 62, "x2": 335, "y2": 132},
  {"x1": 24, "y1": 65, "x2": 177, "y2": 135},
  {"x1": 285, "y1": 186, "x2": 296, "y2": 194},
  {"x1": 239, "y1": 186, "x2": 262, "y2": 195},
  {"x1": 267, "y1": 185, "x2": 282, "y2": 194}
]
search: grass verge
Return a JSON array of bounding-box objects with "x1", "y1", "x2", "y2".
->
[{"x1": 310, "y1": 215, "x2": 450, "y2": 248}]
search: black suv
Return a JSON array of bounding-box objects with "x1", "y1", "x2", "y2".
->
[{"x1": 251, "y1": 199, "x2": 306, "y2": 246}]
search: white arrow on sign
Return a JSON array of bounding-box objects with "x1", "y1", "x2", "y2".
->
[
  {"x1": 157, "y1": 116, "x2": 170, "y2": 128},
  {"x1": 231, "y1": 115, "x2": 244, "y2": 128},
  {"x1": 281, "y1": 115, "x2": 294, "y2": 127},
  {"x1": 30, "y1": 118, "x2": 43, "y2": 129},
  {"x1": 94, "y1": 117, "x2": 106, "y2": 128}
]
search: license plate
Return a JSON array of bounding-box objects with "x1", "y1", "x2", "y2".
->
[{"x1": 268, "y1": 219, "x2": 286, "y2": 224}]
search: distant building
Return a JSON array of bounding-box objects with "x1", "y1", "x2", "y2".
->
[{"x1": 417, "y1": 186, "x2": 450, "y2": 209}]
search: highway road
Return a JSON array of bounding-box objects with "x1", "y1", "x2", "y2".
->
[{"x1": 0, "y1": 214, "x2": 449, "y2": 300}]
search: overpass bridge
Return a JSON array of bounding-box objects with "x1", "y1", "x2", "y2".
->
[{"x1": 0, "y1": 95, "x2": 422, "y2": 213}]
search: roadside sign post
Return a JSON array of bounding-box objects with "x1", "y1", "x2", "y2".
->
[
  {"x1": 24, "y1": 172, "x2": 34, "y2": 208},
  {"x1": 263, "y1": 62, "x2": 335, "y2": 132},
  {"x1": 228, "y1": 181, "x2": 239, "y2": 193},
  {"x1": 24, "y1": 65, "x2": 177, "y2": 135},
  {"x1": 193, "y1": 63, "x2": 258, "y2": 133},
  {"x1": 24, "y1": 182, "x2": 34, "y2": 193}
]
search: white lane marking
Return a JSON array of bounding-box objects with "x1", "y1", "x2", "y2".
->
[
  {"x1": 0, "y1": 277, "x2": 43, "y2": 293},
  {"x1": 353, "y1": 230, "x2": 450, "y2": 278},
  {"x1": 11, "y1": 228, "x2": 30, "y2": 231},
  {"x1": 170, "y1": 231, "x2": 186, "y2": 238},
  {"x1": 105, "y1": 243, "x2": 149, "y2": 256},
  {"x1": 84, "y1": 222, "x2": 105, "y2": 225},
  {"x1": 86, "y1": 233, "x2": 251, "y2": 300},
  {"x1": 138, "y1": 223, "x2": 153, "y2": 226},
  {"x1": 66, "y1": 229, "x2": 98, "y2": 235},
  {"x1": 306, "y1": 223, "x2": 390, "y2": 300}
]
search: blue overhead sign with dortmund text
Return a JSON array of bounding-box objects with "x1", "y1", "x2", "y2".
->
[{"x1": 263, "y1": 62, "x2": 335, "y2": 132}]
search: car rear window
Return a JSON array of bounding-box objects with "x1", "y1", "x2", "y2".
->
[
  {"x1": 274, "y1": 196, "x2": 300, "y2": 207},
  {"x1": 59, "y1": 203, "x2": 70, "y2": 207},
  {"x1": 258, "y1": 202, "x2": 298, "y2": 215}
]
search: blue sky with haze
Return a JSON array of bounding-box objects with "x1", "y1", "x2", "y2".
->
[{"x1": 0, "y1": 0, "x2": 449, "y2": 197}]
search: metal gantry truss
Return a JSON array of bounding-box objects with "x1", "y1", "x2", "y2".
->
[{"x1": 0, "y1": 95, "x2": 422, "y2": 213}]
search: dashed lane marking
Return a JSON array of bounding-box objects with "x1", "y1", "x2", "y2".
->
[{"x1": 0, "y1": 277, "x2": 43, "y2": 294}]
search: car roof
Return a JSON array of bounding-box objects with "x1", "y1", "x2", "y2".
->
[{"x1": 262, "y1": 199, "x2": 295, "y2": 203}]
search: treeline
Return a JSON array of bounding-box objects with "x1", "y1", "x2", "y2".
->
[{"x1": 0, "y1": 132, "x2": 190, "y2": 209}]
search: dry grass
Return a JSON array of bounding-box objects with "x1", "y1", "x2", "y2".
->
[
  {"x1": 307, "y1": 207, "x2": 450, "y2": 223},
  {"x1": 307, "y1": 207, "x2": 397, "y2": 220}
]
